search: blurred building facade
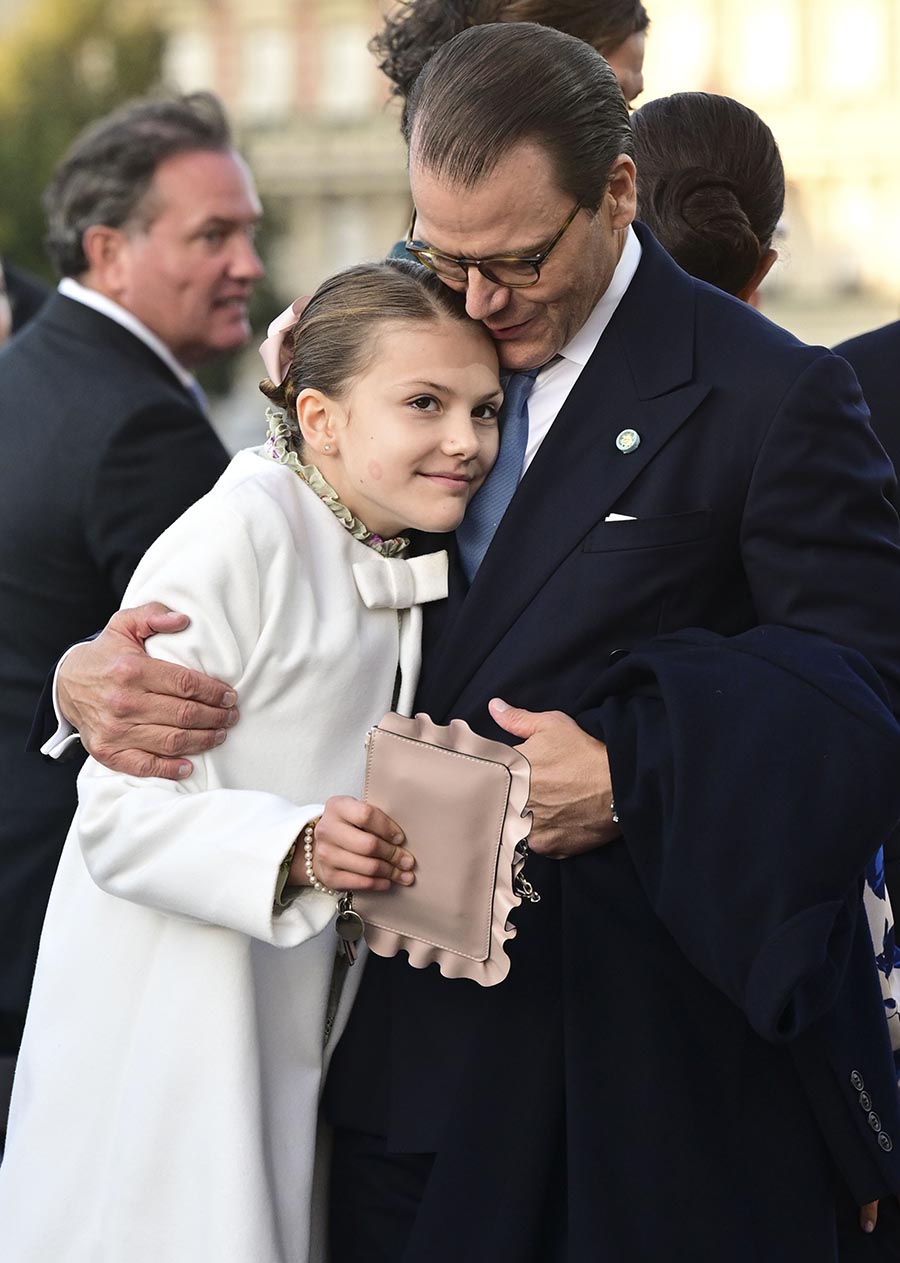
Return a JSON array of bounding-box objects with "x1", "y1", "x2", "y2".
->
[
  {"x1": 156, "y1": 0, "x2": 409, "y2": 298},
  {"x1": 644, "y1": 0, "x2": 900, "y2": 310}
]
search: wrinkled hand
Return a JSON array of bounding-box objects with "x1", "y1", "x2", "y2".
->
[
  {"x1": 295, "y1": 796, "x2": 415, "y2": 892},
  {"x1": 57, "y1": 603, "x2": 239, "y2": 780},
  {"x1": 488, "y1": 699, "x2": 618, "y2": 858}
]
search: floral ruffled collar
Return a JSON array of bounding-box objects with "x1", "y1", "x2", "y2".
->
[{"x1": 262, "y1": 408, "x2": 409, "y2": 558}]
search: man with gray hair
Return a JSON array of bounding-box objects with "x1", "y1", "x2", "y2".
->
[{"x1": 0, "y1": 90, "x2": 262, "y2": 1122}]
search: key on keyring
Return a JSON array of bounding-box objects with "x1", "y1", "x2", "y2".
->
[{"x1": 335, "y1": 896, "x2": 364, "y2": 966}]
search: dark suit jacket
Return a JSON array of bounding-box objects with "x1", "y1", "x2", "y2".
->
[
  {"x1": 834, "y1": 321, "x2": 900, "y2": 911},
  {"x1": 835, "y1": 321, "x2": 900, "y2": 507},
  {"x1": 2, "y1": 262, "x2": 49, "y2": 334},
  {"x1": 0, "y1": 292, "x2": 228, "y2": 1052},
  {"x1": 325, "y1": 227, "x2": 900, "y2": 1260}
]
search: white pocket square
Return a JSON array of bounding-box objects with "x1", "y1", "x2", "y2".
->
[{"x1": 604, "y1": 513, "x2": 636, "y2": 522}]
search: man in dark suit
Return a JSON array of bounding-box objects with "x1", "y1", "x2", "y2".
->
[
  {"x1": 320, "y1": 28, "x2": 900, "y2": 1258},
  {"x1": 0, "y1": 91, "x2": 262, "y2": 1115},
  {"x1": 834, "y1": 320, "x2": 900, "y2": 931},
  {"x1": 836, "y1": 321, "x2": 900, "y2": 506},
  {"x1": 0, "y1": 260, "x2": 49, "y2": 341},
  {"x1": 33, "y1": 27, "x2": 900, "y2": 1259}
]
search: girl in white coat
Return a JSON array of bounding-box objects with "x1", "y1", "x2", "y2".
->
[{"x1": 0, "y1": 259, "x2": 501, "y2": 1262}]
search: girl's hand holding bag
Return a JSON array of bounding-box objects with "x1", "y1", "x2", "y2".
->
[{"x1": 353, "y1": 712, "x2": 534, "y2": 986}]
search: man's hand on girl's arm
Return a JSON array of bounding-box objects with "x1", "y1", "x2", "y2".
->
[{"x1": 57, "y1": 603, "x2": 240, "y2": 780}]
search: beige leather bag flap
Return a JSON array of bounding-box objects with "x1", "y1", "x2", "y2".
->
[{"x1": 355, "y1": 712, "x2": 532, "y2": 986}]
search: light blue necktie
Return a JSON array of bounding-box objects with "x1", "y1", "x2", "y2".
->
[{"x1": 457, "y1": 367, "x2": 539, "y2": 582}]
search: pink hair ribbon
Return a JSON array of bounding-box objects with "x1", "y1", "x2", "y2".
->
[{"x1": 258, "y1": 295, "x2": 310, "y2": 385}]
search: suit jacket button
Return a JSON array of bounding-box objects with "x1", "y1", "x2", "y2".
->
[
  {"x1": 868, "y1": 1111, "x2": 882, "y2": 1133},
  {"x1": 859, "y1": 1091, "x2": 872, "y2": 1111},
  {"x1": 879, "y1": 1133, "x2": 894, "y2": 1152},
  {"x1": 608, "y1": 649, "x2": 629, "y2": 664},
  {"x1": 850, "y1": 1071, "x2": 865, "y2": 1092}
]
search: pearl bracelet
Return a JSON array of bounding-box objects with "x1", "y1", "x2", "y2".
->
[{"x1": 302, "y1": 817, "x2": 338, "y2": 897}]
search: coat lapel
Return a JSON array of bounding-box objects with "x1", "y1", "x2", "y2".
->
[
  {"x1": 420, "y1": 227, "x2": 711, "y2": 719},
  {"x1": 44, "y1": 292, "x2": 200, "y2": 407}
]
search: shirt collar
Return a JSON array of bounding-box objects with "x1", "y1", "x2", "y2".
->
[
  {"x1": 58, "y1": 277, "x2": 197, "y2": 394},
  {"x1": 557, "y1": 224, "x2": 642, "y2": 368}
]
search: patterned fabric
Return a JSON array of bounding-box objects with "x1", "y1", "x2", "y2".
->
[
  {"x1": 864, "y1": 847, "x2": 900, "y2": 1057},
  {"x1": 262, "y1": 408, "x2": 409, "y2": 557},
  {"x1": 456, "y1": 368, "x2": 539, "y2": 581}
]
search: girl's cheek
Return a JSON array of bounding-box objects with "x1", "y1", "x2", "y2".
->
[{"x1": 367, "y1": 459, "x2": 384, "y2": 481}]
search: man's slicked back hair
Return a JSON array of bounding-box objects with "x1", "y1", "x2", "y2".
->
[{"x1": 403, "y1": 22, "x2": 633, "y2": 209}]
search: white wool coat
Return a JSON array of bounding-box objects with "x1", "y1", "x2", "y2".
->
[{"x1": 0, "y1": 450, "x2": 436, "y2": 1262}]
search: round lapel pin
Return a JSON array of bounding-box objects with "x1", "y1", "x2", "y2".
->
[{"x1": 615, "y1": 428, "x2": 641, "y2": 453}]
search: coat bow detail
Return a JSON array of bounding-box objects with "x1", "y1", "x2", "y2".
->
[{"x1": 352, "y1": 551, "x2": 448, "y2": 611}]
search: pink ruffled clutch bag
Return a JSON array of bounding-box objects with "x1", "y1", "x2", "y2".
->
[{"x1": 354, "y1": 712, "x2": 533, "y2": 987}]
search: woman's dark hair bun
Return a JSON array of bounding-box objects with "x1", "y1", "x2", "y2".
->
[
  {"x1": 633, "y1": 92, "x2": 784, "y2": 297},
  {"x1": 648, "y1": 168, "x2": 761, "y2": 297}
]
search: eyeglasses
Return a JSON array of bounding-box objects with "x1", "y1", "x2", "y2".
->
[{"x1": 405, "y1": 202, "x2": 583, "y2": 288}]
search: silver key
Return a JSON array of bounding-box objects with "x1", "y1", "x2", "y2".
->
[{"x1": 335, "y1": 898, "x2": 364, "y2": 966}]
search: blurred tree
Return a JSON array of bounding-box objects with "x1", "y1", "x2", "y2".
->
[{"x1": 0, "y1": 0, "x2": 164, "y2": 280}]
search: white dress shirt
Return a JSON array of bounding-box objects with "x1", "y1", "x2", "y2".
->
[
  {"x1": 523, "y1": 224, "x2": 642, "y2": 472},
  {"x1": 58, "y1": 277, "x2": 200, "y2": 397}
]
